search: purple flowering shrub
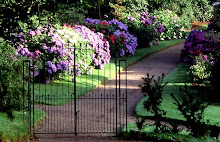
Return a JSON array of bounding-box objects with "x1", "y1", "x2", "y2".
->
[
  {"x1": 107, "y1": 19, "x2": 128, "y2": 32},
  {"x1": 73, "y1": 24, "x2": 111, "y2": 69},
  {"x1": 12, "y1": 24, "x2": 101, "y2": 84},
  {"x1": 84, "y1": 18, "x2": 138, "y2": 57},
  {"x1": 57, "y1": 25, "x2": 94, "y2": 75},
  {"x1": 122, "y1": 12, "x2": 165, "y2": 48},
  {"x1": 180, "y1": 30, "x2": 219, "y2": 63},
  {"x1": 181, "y1": 28, "x2": 220, "y2": 88}
]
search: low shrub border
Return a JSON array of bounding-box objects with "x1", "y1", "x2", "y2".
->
[{"x1": 122, "y1": 123, "x2": 219, "y2": 141}]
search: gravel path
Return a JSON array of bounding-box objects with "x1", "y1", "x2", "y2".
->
[{"x1": 33, "y1": 43, "x2": 184, "y2": 142}]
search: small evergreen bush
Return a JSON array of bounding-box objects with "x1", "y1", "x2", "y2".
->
[
  {"x1": 140, "y1": 73, "x2": 167, "y2": 132},
  {"x1": 171, "y1": 86, "x2": 209, "y2": 137}
]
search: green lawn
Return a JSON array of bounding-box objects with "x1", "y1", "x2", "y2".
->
[
  {"x1": 195, "y1": 24, "x2": 209, "y2": 30},
  {"x1": 136, "y1": 63, "x2": 220, "y2": 127},
  {"x1": 33, "y1": 39, "x2": 185, "y2": 105},
  {"x1": 0, "y1": 110, "x2": 45, "y2": 142}
]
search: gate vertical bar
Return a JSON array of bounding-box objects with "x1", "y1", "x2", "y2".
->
[
  {"x1": 115, "y1": 56, "x2": 118, "y2": 135},
  {"x1": 119, "y1": 60, "x2": 128, "y2": 133},
  {"x1": 119, "y1": 60, "x2": 121, "y2": 132},
  {"x1": 32, "y1": 61, "x2": 35, "y2": 137},
  {"x1": 23, "y1": 61, "x2": 25, "y2": 125},
  {"x1": 126, "y1": 61, "x2": 128, "y2": 132},
  {"x1": 74, "y1": 45, "x2": 77, "y2": 135},
  {"x1": 28, "y1": 61, "x2": 31, "y2": 136}
]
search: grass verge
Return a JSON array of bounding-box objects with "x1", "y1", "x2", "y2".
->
[
  {"x1": 33, "y1": 39, "x2": 185, "y2": 105},
  {"x1": 0, "y1": 110, "x2": 45, "y2": 142},
  {"x1": 135, "y1": 63, "x2": 220, "y2": 127},
  {"x1": 122, "y1": 123, "x2": 219, "y2": 142}
]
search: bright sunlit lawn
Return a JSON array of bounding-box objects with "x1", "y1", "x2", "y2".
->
[
  {"x1": 33, "y1": 39, "x2": 185, "y2": 105},
  {"x1": 136, "y1": 63, "x2": 220, "y2": 127}
]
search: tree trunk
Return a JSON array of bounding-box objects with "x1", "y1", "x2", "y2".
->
[{"x1": 98, "y1": 0, "x2": 101, "y2": 19}]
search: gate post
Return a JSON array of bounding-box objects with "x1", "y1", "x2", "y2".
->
[{"x1": 119, "y1": 60, "x2": 128, "y2": 133}]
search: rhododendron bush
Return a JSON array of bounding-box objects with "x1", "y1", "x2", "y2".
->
[
  {"x1": 122, "y1": 12, "x2": 165, "y2": 48},
  {"x1": 180, "y1": 28, "x2": 220, "y2": 86},
  {"x1": 84, "y1": 18, "x2": 138, "y2": 57},
  {"x1": 180, "y1": 30, "x2": 219, "y2": 63},
  {"x1": 12, "y1": 24, "x2": 110, "y2": 84},
  {"x1": 73, "y1": 24, "x2": 111, "y2": 69}
]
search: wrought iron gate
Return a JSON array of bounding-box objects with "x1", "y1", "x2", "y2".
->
[
  {"x1": 23, "y1": 46, "x2": 128, "y2": 136},
  {"x1": 2, "y1": 0, "x2": 128, "y2": 137}
]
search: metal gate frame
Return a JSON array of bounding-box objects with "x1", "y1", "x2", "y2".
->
[{"x1": 23, "y1": 54, "x2": 128, "y2": 137}]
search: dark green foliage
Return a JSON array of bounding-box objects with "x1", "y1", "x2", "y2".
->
[
  {"x1": 192, "y1": 0, "x2": 214, "y2": 22},
  {"x1": 0, "y1": 38, "x2": 27, "y2": 120},
  {"x1": 171, "y1": 86, "x2": 209, "y2": 137},
  {"x1": 135, "y1": 116, "x2": 146, "y2": 131},
  {"x1": 208, "y1": 4, "x2": 220, "y2": 100},
  {"x1": 124, "y1": 21, "x2": 152, "y2": 48},
  {"x1": 0, "y1": 0, "x2": 49, "y2": 39},
  {"x1": 123, "y1": 0, "x2": 149, "y2": 13},
  {"x1": 211, "y1": 50, "x2": 220, "y2": 101},
  {"x1": 209, "y1": 2, "x2": 220, "y2": 32},
  {"x1": 71, "y1": 0, "x2": 115, "y2": 19},
  {"x1": 140, "y1": 73, "x2": 167, "y2": 132},
  {"x1": 214, "y1": 2, "x2": 220, "y2": 21},
  {"x1": 122, "y1": 0, "x2": 213, "y2": 23},
  {"x1": 161, "y1": 0, "x2": 214, "y2": 22},
  {"x1": 56, "y1": 4, "x2": 85, "y2": 24}
]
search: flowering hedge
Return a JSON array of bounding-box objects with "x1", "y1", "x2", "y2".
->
[
  {"x1": 180, "y1": 30, "x2": 219, "y2": 63},
  {"x1": 84, "y1": 18, "x2": 138, "y2": 57},
  {"x1": 122, "y1": 12, "x2": 165, "y2": 48},
  {"x1": 180, "y1": 27, "x2": 220, "y2": 86},
  {"x1": 12, "y1": 24, "x2": 110, "y2": 84}
]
